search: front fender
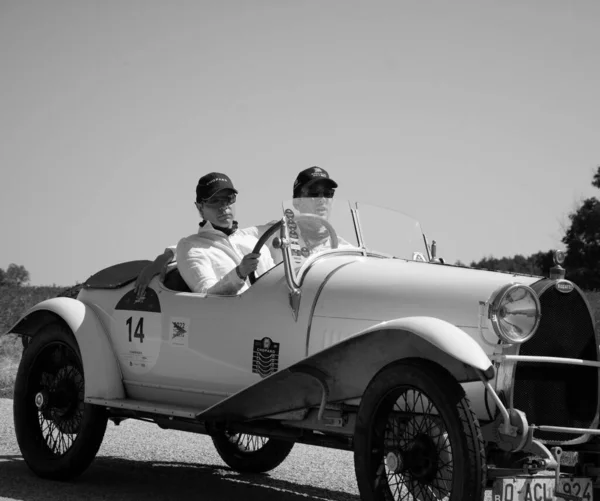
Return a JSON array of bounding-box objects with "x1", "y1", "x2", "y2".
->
[
  {"x1": 8, "y1": 298, "x2": 125, "y2": 400},
  {"x1": 354, "y1": 316, "x2": 494, "y2": 377},
  {"x1": 197, "y1": 316, "x2": 493, "y2": 422}
]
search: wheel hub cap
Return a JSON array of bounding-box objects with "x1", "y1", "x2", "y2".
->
[
  {"x1": 35, "y1": 391, "x2": 47, "y2": 409},
  {"x1": 404, "y1": 435, "x2": 439, "y2": 481},
  {"x1": 385, "y1": 451, "x2": 404, "y2": 474}
]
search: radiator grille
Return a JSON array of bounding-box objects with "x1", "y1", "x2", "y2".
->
[{"x1": 512, "y1": 282, "x2": 598, "y2": 442}]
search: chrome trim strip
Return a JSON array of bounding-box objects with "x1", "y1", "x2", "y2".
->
[
  {"x1": 305, "y1": 261, "x2": 355, "y2": 357},
  {"x1": 422, "y1": 233, "x2": 432, "y2": 261},
  {"x1": 491, "y1": 354, "x2": 600, "y2": 368},
  {"x1": 350, "y1": 203, "x2": 366, "y2": 256},
  {"x1": 534, "y1": 425, "x2": 600, "y2": 436},
  {"x1": 122, "y1": 379, "x2": 232, "y2": 397}
]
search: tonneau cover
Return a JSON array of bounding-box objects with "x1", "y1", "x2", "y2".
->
[{"x1": 84, "y1": 260, "x2": 152, "y2": 289}]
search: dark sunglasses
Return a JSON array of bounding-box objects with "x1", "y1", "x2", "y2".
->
[
  {"x1": 302, "y1": 188, "x2": 335, "y2": 199},
  {"x1": 203, "y1": 193, "x2": 237, "y2": 208}
]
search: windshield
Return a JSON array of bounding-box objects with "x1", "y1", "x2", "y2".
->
[{"x1": 281, "y1": 198, "x2": 429, "y2": 264}]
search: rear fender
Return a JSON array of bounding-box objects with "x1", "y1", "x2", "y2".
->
[
  {"x1": 197, "y1": 316, "x2": 493, "y2": 422},
  {"x1": 8, "y1": 298, "x2": 125, "y2": 400}
]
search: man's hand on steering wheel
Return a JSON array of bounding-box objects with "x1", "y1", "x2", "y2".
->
[
  {"x1": 246, "y1": 214, "x2": 339, "y2": 285},
  {"x1": 236, "y1": 253, "x2": 261, "y2": 281}
]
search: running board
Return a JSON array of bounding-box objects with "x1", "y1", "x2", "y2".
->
[{"x1": 85, "y1": 397, "x2": 202, "y2": 419}]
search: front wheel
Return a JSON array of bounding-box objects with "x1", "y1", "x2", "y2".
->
[
  {"x1": 211, "y1": 431, "x2": 294, "y2": 473},
  {"x1": 354, "y1": 361, "x2": 486, "y2": 501},
  {"x1": 13, "y1": 323, "x2": 108, "y2": 480}
]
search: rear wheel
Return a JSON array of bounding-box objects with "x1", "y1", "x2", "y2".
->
[
  {"x1": 211, "y1": 431, "x2": 294, "y2": 473},
  {"x1": 13, "y1": 323, "x2": 108, "y2": 480},
  {"x1": 354, "y1": 361, "x2": 486, "y2": 501}
]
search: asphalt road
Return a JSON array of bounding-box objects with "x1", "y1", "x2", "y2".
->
[
  {"x1": 0, "y1": 399, "x2": 499, "y2": 501},
  {"x1": 0, "y1": 398, "x2": 360, "y2": 501}
]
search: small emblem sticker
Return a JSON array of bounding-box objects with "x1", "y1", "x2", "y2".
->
[
  {"x1": 169, "y1": 317, "x2": 190, "y2": 347},
  {"x1": 252, "y1": 337, "x2": 280, "y2": 378},
  {"x1": 555, "y1": 280, "x2": 574, "y2": 294}
]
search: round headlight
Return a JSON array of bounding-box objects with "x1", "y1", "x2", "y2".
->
[{"x1": 488, "y1": 284, "x2": 541, "y2": 344}]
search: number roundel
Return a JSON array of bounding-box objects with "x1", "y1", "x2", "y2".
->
[{"x1": 113, "y1": 288, "x2": 162, "y2": 375}]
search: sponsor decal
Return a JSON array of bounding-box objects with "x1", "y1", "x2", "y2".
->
[
  {"x1": 284, "y1": 208, "x2": 295, "y2": 220},
  {"x1": 206, "y1": 177, "x2": 229, "y2": 185},
  {"x1": 289, "y1": 230, "x2": 298, "y2": 239},
  {"x1": 555, "y1": 280, "x2": 574, "y2": 294},
  {"x1": 252, "y1": 337, "x2": 280, "y2": 378},
  {"x1": 287, "y1": 221, "x2": 297, "y2": 231},
  {"x1": 169, "y1": 317, "x2": 190, "y2": 347},
  {"x1": 301, "y1": 247, "x2": 310, "y2": 258}
]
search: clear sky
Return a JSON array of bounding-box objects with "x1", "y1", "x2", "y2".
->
[{"x1": 1, "y1": 0, "x2": 599, "y2": 286}]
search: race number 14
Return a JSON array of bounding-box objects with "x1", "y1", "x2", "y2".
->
[{"x1": 126, "y1": 316, "x2": 145, "y2": 343}]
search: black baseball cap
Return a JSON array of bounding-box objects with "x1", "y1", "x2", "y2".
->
[
  {"x1": 196, "y1": 172, "x2": 238, "y2": 202},
  {"x1": 293, "y1": 166, "x2": 338, "y2": 198}
]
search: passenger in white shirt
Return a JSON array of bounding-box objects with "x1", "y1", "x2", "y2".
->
[{"x1": 174, "y1": 172, "x2": 273, "y2": 295}]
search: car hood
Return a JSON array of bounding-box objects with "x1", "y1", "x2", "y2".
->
[{"x1": 310, "y1": 257, "x2": 542, "y2": 328}]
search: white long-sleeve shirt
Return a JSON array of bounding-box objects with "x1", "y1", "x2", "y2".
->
[{"x1": 175, "y1": 221, "x2": 274, "y2": 295}]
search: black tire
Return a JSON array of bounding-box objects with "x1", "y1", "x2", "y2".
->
[
  {"x1": 211, "y1": 431, "x2": 294, "y2": 473},
  {"x1": 13, "y1": 323, "x2": 108, "y2": 480},
  {"x1": 354, "y1": 361, "x2": 486, "y2": 501}
]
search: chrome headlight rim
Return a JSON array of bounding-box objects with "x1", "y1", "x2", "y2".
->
[{"x1": 488, "y1": 283, "x2": 541, "y2": 344}]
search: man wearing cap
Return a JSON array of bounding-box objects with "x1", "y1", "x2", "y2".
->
[
  {"x1": 134, "y1": 167, "x2": 342, "y2": 297},
  {"x1": 253, "y1": 166, "x2": 345, "y2": 266},
  {"x1": 171, "y1": 172, "x2": 274, "y2": 295}
]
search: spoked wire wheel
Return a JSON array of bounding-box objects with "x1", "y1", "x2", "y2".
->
[
  {"x1": 225, "y1": 432, "x2": 269, "y2": 452},
  {"x1": 354, "y1": 361, "x2": 485, "y2": 501},
  {"x1": 376, "y1": 389, "x2": 453, "y2": 500},
  {"x1": 13, "y1": 324, "x2": 107, "y2": 480},
  {"x1": 211, "y1": 429, "x2": 295, "y2": 473},
  {"x1": 35, "y1": 355, "x2": 85, "y2": 454}
]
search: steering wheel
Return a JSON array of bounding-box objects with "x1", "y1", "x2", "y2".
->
[
  {"x1": 248, "y1": 214, "x2": 339, "y2": 285},
  {"x1": 295, "y1": 213, "x2": 339, "y2": 250},
  {"x1": 248, "y1": 221, "x2": 283, "y2": 285}
]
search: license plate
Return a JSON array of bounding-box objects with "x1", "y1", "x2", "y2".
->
[{"x1": 492, "y1": 476, "x2": 593, "y2": 501}]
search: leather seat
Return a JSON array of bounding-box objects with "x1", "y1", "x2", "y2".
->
[{"x1": 163, "y1": 268, "x2": 192, "y2": 292}]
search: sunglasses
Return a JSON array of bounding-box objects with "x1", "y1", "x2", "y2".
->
[
  {"x1": 301, "y1": 188, "x2": 335, "y2": 199},
  {"x1": 203, "y1": 193, "x2": 237, "y2": 208}
]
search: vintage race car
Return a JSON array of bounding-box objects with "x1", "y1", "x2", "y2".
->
[{"x1": 8, "y1": 198, "x2": 600, "y2": 501}]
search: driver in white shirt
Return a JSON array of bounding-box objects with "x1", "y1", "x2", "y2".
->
[{"x1": 174, "y1": 172, "x2": 274, "y2": 295}]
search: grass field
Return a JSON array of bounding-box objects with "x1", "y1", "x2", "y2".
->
[
  {"x1": 0, "y1": 285, "x2": 65, "y2": 397},
  {"x1": 2, "y1": 286, "x2": 600, "y2": 399}
]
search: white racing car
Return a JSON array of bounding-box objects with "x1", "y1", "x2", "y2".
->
[{"x1": 8, "y1": 198, "x2": 600, "y2": 501}]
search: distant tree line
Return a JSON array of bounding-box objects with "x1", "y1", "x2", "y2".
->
[
  {"x1": 466, "y1": 166, "x2": 600, "y2": 290},
  {"x1": 466, "y1": 251, "x2": 555, "y2": 277},
  {"x1": 0, "y1": 263, "x2": 30, "y2": 287}
]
